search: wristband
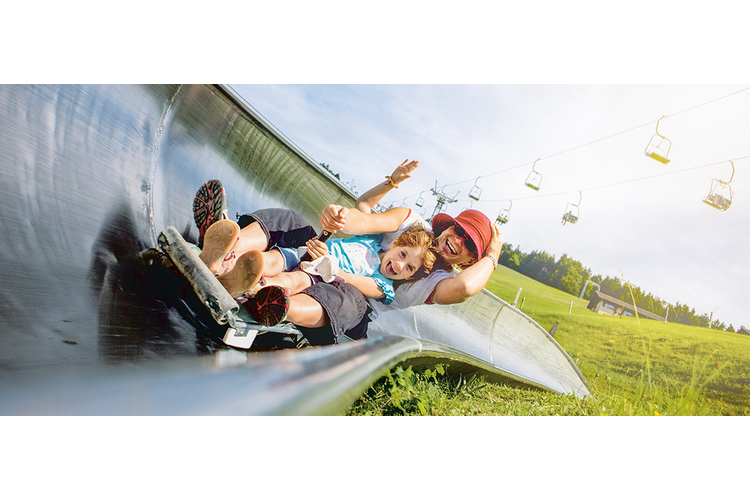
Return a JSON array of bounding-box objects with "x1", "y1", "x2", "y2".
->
[
  {"x1": 385, "y1": 175, "x2": 399, "y2": 188},
  {"x1": 486, "y1": 254, "x2": 498, "y2": 269}
]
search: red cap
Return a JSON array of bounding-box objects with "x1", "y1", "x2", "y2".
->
[{"x1": 432, "y1": 209, "x2": 492, "y2": 266}]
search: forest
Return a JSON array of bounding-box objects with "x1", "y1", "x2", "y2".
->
[{"x1": 498, "y1": 243, "x2": 739, "y2": 332}]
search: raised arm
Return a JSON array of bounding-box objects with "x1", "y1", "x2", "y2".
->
[
  {"x1": 321, "y1": 205, "x2": 411, "y2": 236},
  {"x1": 356, "y1": 159, "x2": 419, "y2": 214},
  {"x1": 320, "y1": 159, "x2": 419, "y2": 236},
  {"x1": 429, "y1": 222, "x2": 503, "y2": 305}
]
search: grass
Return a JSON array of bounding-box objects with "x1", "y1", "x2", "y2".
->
[{"x1": 347, "y1": 265, "x2": 750, "y2": 416}]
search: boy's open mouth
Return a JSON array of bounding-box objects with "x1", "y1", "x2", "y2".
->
[{"x1": 385, "y1": 262, "x2": 395, "y2": 276}]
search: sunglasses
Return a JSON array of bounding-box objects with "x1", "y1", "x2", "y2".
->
[{"x1": 452, "y1": 224, "x2": 477, "y2": 255}]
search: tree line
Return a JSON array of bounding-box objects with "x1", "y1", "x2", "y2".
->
[{"x1": 498, "y1": 243, "x2": 738, "y2": 332}]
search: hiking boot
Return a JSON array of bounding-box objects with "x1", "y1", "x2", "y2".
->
[
  {"x1": 245, "y1": 285, "x2": 290, "y2": 327},
  {"x1": 218, "y1": 250, "x2": 264, "y2": 298},
  {"x1": 193, "y1": 179, "x2": 228, "y2": 248},
  {"x1": 199, "y1": 219, "x2": 240, "y2": 275}
]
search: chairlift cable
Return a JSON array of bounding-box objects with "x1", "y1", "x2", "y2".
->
[
  {"x1": 476, "y1": 155, "x2": 750, "y2": 203},
  {"x1": 439, "y1": 86, "x2": 750, "y2": 190},
  {"x1": 376, "y1": 90, "x2": 750, "y2": 211}
]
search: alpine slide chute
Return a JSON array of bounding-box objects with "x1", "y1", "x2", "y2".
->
[{"x1": 0, "y1": 84, "x2": 590, "y2": 415}]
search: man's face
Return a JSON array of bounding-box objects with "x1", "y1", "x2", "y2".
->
[{"x1": 435, "y1": 225, "x2": 477, "y2": 266}]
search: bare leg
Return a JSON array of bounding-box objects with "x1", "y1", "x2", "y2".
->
[
  {"x1": 262, "y1": 271, "x2": 313, "y2": 296},
  {"x1": 233, "y1": 221, "x2": 271, "y2": 255},
  {"x1": 249, "y1": 284, "x2": 329, "y2": 328},
  {"x1": 286, "y1": 294, "x2": 329, "y2": 329},
  {"x1": 259, "y1": 249, "x2": 286, "y2": 278}
]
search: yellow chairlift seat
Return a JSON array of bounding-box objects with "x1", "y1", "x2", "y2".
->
[
  {"x1": 525, "y1": 173, "x2": 542, "y2": 191},
  {"x1": 703, "y1": 161, "x2": 735, "y2": 212},
  {"x1": 469, "y1": 177, "x2": 482, "y2": 201},
  {"x1": 703, "y1": 191, "x2": 732, "y2": 211},
  {"x1": 645, "y1": 115, "x2": 672, "y2": 164},
  {"x1": 525, "y1": 159, "x2": 542, "y2": 190},
  {"x1": 645, "y1": 136, "x2": 672, "y2": 164}
]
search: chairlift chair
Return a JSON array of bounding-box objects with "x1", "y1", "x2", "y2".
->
[
  {"x1": 644, "y1": 115, "x2": 672, "y2": 164},
  {"x1": 562, "y1": 209, "x2": 579, "y2": 225},
  {"x1": 469, "y1": 177, "x2": 482, "y2": 201},
  {"x1": 415, "y1": 191, "x2": 425, "y2": 208},
  {"x1": 525, "y1": 159, "x2": 542, "y2": 190},
  {"x1": 703, "y1": 161, "x2": 735, "y2": 211},
  {"x1": 562, "y1": 192, "x2": 582, "y2": 226},
  {"x1": 496, "y1": 200, "x2": 512, "y2": 225}
]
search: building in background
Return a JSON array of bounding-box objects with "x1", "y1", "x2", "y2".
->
[{"x1": 587, "y1": 290, "x2": 665, "y2": 321}]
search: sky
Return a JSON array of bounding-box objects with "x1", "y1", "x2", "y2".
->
[{"x1": 231, "y1": 83, "x2": 750, "y2": 330}]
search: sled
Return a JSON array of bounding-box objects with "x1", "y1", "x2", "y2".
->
[{"x1": 145, "y1": 226, "x2": 306, "y2": 350}]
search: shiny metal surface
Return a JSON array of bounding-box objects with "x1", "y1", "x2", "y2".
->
[
  {"x1": 371, "y1": 292, "x2": 589, "y2": 395},
  {"x1": 0, "y1": 84, "x2": 589, "y2": 415}
]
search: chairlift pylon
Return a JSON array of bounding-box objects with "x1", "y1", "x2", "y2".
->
[
  {"x1": 644, "y1": 115, "x2": 672, "y2": 164},
  {"x1": 429, "y1": 181, "x2": 460, "y2": 220},
  {"x1": 562, "y1": 192, "x2": 582, "y2": 226},
  {"x1": 525, "y1": 159, "x2": 543, "y2": 191},
  {"x1": 496, "y1": 200, "x2": 512, "y2": 225},
  {"x1": 469, "y1": 177, "x2": 482, "y2": 201},
  {"x1": 703, "y1": 161, "x2": 735, "y2": 211}
]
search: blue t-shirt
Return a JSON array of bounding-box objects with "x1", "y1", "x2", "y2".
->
[{"x1": 327, "y1": 234, "x2": 394, "y2": 304}]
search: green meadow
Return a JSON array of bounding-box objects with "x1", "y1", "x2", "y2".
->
[{"x1": 348, "y1": 265, "x2": 750, "y2": 416}]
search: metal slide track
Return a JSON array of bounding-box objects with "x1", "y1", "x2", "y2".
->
[
  {"x1": 0, "y1": 336, "x2": 531, "y2": 415},
  {"x1": 0, "y1": 84, "x2": 589, "y2": 415}
]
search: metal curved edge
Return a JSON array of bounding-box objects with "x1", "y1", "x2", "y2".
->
[
  {"x1": 0, "y1": 331, "x2": 582, "y2": 416},
  {"x1": 393, "y1": 337, "x2": 579, "y2": 396},
  {"x1": 0, "y1": 336, "x2": 400, "y2": 415},
  {"x1": 482, "y1": 289, "x2": 593, "y2": 395}
]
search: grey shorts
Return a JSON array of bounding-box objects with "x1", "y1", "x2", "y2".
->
[
  {"x1": 298, "y1": 281, "x2": 370, "y2": 345},
  {"x1": 237, "y1": 208, "x2": 318, "y2": 252}
]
